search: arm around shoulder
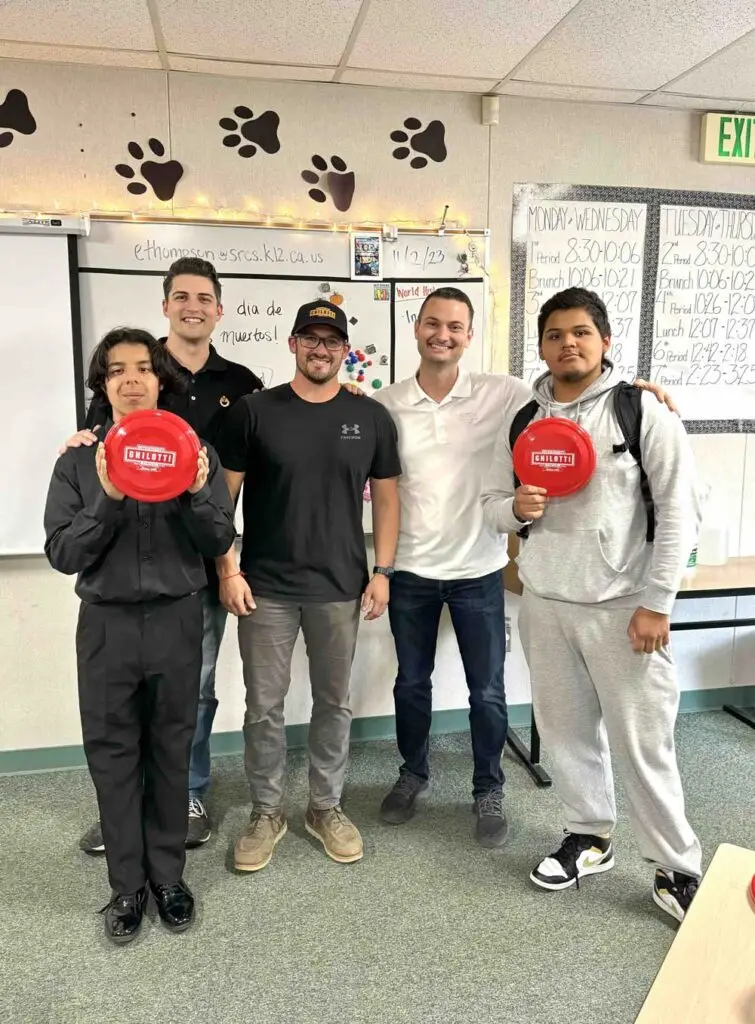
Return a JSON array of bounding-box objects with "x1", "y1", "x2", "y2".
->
[{"x1": 242, "y1": 367, "x2": 265, "y2": 394}]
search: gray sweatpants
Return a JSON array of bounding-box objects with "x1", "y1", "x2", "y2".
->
[
  {"x1": 237, "y1": 596, "x2": 360, "y2": 812},
  {"x1": 519, "y1": 590, "x2": 702, "y2": 878}
]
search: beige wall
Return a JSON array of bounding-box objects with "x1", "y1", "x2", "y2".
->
[{"x1": 0, "y1": 59, "x2": 752, "y2": 754}]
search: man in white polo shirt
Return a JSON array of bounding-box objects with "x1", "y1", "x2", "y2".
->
[
  {"x1": 373, "y1": 286, "x2": 672, "y2": 849},
  {"x1": 374, "y1": 287, "x2": 530, "y2": 847}
]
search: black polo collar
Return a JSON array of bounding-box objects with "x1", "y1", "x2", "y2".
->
[{"x1": 159, "y1": 337, "x2": 229, "y2": 374}]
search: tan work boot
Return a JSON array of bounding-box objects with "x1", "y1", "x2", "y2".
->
[
  {"x1": 305, "y1": 806, "x2": 363, "y2": 863},
  {"x1": 234, "y1": 811, "x2": 287, "y2": 872}
]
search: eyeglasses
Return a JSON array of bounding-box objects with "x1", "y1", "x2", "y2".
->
[{"x1": 296, "y1": 333, "x2": 345, "y2": 352}]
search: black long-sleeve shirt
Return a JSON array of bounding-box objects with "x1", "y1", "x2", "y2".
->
[
  {"x1": 84, "y1": 342, "x2": 262, "y2": 594},
  {"x1": 44, "y1": 438, "x2": 235, "y2": 604}
]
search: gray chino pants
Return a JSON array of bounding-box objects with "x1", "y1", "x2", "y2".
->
[{"x1": 238, "y1": 596, "x2": 361, "y2": 811}]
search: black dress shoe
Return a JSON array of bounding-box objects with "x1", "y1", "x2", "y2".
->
[
  {"x1": 100, "y1": 887, "x2": 148, "y2": 945},
  {"x1": 150, "y1": 879, "x2": 195, "y2": 932}
]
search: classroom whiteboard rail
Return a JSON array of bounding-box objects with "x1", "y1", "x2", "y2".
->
[{"x1": 79, "y1": 218, "x2": 489, "y2": 282}]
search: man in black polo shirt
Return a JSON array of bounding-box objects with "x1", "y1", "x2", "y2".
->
[
  {"x1": 64, "y1": 258, "x2": 263, "y2": 852},
  {"x1": 215, "y1": 300, "x2": 401, "y2": 871}
]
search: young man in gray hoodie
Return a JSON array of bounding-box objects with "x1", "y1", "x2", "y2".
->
[{"x1": 481, "y1": 287, "x2": 702, "y2": 923}]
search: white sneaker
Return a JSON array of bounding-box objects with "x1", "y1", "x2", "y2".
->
[
  {"x1": 652, "y1": 869, "x2": 699, "y2": 922},
  {"x1": 531, "y1": 831, "x2": 615, "y2": 890}
]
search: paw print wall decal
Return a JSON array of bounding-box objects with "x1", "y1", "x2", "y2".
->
[
  {"x1": 301, "y1": 154, "x2": 355, "y2": 212},
  {"x1": 115, "y1": 138, "x2": 184, "y2": 201},
  {"x1": 0, "y1": 88, "x2": 37, "y2": 148},
  {"x1": 219, "y1": 105, "x2": 281, "y2": 158},
  {"x1": 391, "y1": 118, "x2": 447, "y2": 169}
]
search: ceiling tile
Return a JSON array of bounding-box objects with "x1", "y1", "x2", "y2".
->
[
  {"x1": 496, "y1": 80, "x2": 646, "y2": 104},
  {"x1": 341, "y1": 69, "x2": 498, "y2": 93},
  {"x1": 666, "y1": 30, "x2": 755, "y2": 99},
  {"x1": 348, "y1": 0, "x2": 578, "y2": 78},
  {"x1": 0, "y1": 42, "x2": 161, "y2": 69},
  {"x1": 641, "y1": 91, "x2": 755, "y2": 112},
  {"x1": 158, "y1": 0, "x2": 362, "y2": 65},
  {"x1": 0, "y1": 0, "x2": 155, "y2": 49},
  {"x1": 169, "y1": 57, "x2": 335, "y2": 81},
  {"x1": 513, "y1": 0, "x2": 755, "y2": 91}
]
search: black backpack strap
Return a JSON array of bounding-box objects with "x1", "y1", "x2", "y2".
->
[
  {"x1": 508, "y1": 399, "x2": 539, "y2": 538},
  {"x1": 612, "y1": 383, "x2": 655, "y2": 543}
]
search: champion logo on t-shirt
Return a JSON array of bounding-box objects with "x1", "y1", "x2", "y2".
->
[{"x1": 341, "y1": 423, "x2": 361, "y2": 439}]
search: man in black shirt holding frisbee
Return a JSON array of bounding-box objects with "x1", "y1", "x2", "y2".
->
[{"x1": 45, "y1": 327, "x2": 235, "y2": 943}]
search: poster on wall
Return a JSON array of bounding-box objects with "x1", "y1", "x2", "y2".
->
[
  {"x1": 652, "y1": 204, "x2": 755, "y2": 421},
  {"x1": 510, "y1": 185, "x2": 647, "y2": 385},
  {"x1": 510, "y1": 182, "x2": 755, "y2": 432},
  {"x1": 350, "y1": 232, "x2": 383, "y2": 280}
]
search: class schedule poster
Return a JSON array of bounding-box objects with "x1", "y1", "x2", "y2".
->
[
  {"x1": 510, "y1": 183, "x2": 755, "y2": 433},
  {"x1": 514, "y1": 198, "x2": 645, "y2": 386},
  {"x1": 654, "y1": 205, "x2": 755, "y2": 421}
]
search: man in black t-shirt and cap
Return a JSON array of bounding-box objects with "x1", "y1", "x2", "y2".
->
[{"x1": 215, "y1": 299, "x2": 402, "y2": 871}]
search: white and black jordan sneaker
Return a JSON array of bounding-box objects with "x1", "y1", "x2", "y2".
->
[
  {"x1": 652, "y1": 869, "x2": 699, "y2": 923},
  {"x1": 530, "y1": 831, "x2": 615, "y2": 890}
]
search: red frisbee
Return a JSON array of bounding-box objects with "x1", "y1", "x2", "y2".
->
[
  {"x1": 750, "y1": 874, "x2": 755, "y2": 908},
  {"x1": 512, "y1": 416, "x2": 597, "y2": 498},
  {"x1": 104, "y1": 409, "x2": 201, "y2": 502}
]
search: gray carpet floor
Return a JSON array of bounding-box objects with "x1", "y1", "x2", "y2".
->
[{"x1": 1, "y1": 711, "x2": 753, "y2": 1024}]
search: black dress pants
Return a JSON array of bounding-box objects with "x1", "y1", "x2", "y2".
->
[{"x1": 76, "y1": 593, "x2": 203, "y2": 893}]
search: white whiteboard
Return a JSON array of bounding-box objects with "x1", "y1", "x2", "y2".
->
[
  {"x1": 0, "y1": 234, "x2": 76, "y2": 555},
  {"x1": 79, "y1": 273, "x2": 392, "y2": 394},
  {"x1": 392, "y1": 280, "x2": 486, "y2": 383},
  {"x1": 79, "y1": 274, "x2": 391, "y2": 539},
  {"x1": 79, "y1": 219, "x2": 486, "y2": 281},
  {"x1": 78, "y1": 219, "x2": 491, "y2": 542},
  {"x1": 653, "y1": 204, "x2": 755, "y2": 420},
  {"x1": 512, "y1": 198, "x2": 646, "y2": 384}
]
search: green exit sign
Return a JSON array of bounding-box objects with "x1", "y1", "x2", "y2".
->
[{"x1": 701, "y1": 112, "x2": 755, "y2": 164}]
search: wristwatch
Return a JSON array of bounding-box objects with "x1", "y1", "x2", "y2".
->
[{"x1": 372, "y1": 565, "x2": 395, "y2": 579}]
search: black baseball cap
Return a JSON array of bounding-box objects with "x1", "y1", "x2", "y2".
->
[{"x1": 291, "y1": 300, "x2": 349, "y2": 341}]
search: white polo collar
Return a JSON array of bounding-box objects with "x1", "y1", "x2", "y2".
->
[{"x1": 407, "y1": 370, "x2": 473, "y2": 406}]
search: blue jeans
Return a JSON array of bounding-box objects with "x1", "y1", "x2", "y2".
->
[
  {"x1": 388, "y1": 570, "x2": 508, "y2": 799},
  {"x1": 188, "y1": 588, "x2": 228, "y2": 799}
]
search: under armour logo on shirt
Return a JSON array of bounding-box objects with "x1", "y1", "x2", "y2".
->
[{"x1": 341, "y1": 423, "x2": 361, "y2": 437}]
